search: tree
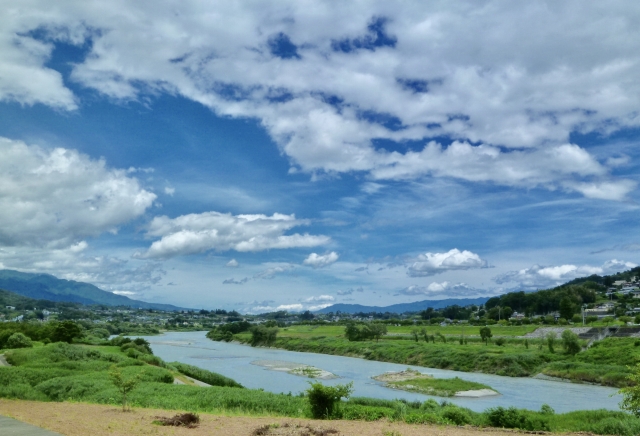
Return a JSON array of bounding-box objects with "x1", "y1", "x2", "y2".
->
[
  {"x1": 5, "y1": 332, "x2": 33, "y2": 349},
  {"x1": 479, "y1": 327, "x2": 492, "y2": 345},
  {"x1": 51, "y1": 321, "x2": 83, "y2": 343},
  {"x1": 299, "y1": 310, "x2": 315, "y2": 321},
  {"x1": 109, "y1": 365, "x2": 142, "y2": 411},
  {"x1": 561, "y1": 329, "x2": 581, "y2": 355},
  {"x1": 411, "y1": 328, "x2": 419, "y2": 342},
  {"x1": 344, "y1": 322, "x2": 361, "y2": 341},
  {"x1": 249, "y1": 325, "x2": 278, "y2": 347},
  {"x1": 306, "y1": 382, "x2": 353, "y2": 419},
  {"x1": 620, "y1": 363, "x2": 640, "y2": 416},
  {"x1": 546, "y1": 332, "x2": 557, "y2": 353},
  {"x1": 559, "y1": 297, "x2": 575, "y2": 320},
  {"x1": 367, "y1": 323, "x2": 387, "y2": 342}
]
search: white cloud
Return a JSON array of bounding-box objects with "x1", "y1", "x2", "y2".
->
[
  {"x1": 254, "y1": 264, "x2": 296, "y2": 280},
  {"x1": 0, "y1": 137, "x2": 156, "y2": 248},
  {"x1": 407, "y1": 248, "x2": 487, "y2": 277},
  {"x1": 137, "y1": 211, "x2": 330, "y2": 259},
  {"x1": 245, "y1": 301, "x2": 333, "y2": 314},
  {"x1": 494, "y1": 259, "x2": 638, "y2": 290},
  {"x1": 397, "y1": 281, "x2": 482, "y2": 298},
  {"x1": 225, "y1": 259, "x2": 239, "y2": 268},
  {"x1": 164, "y1": 186, "x2": 175, "y2": 196},
  {"x1": 0, "y1": 2, "x2": 637, "y2": 199},
  {"x1": 112, "y1": 290, "x2": 137, "y2": 296},
  {"x1": 304, "y1": 295, "x2": 335, "y2": 303},
  {"x1": 303, "y1": 252, "x2": 339, "y2": 268}
]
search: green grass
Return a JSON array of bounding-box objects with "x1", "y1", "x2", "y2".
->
[
  {"x1": 2, "y1": 342, "x2": 640, "y2": 433},
  {"x1": 390, "y1": 376, "x2": 493, "y2": 397}
]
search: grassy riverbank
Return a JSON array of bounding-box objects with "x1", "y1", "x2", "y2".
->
[
  {"x1": 1, "y1": 342, "x2": 640, "y2": 434},
  {"x1": 229, "y1": 325, "x2": 638, "y2": 387}
]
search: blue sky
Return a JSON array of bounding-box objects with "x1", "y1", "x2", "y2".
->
[{"x1": 0, "y1": 1, "x2": 639, "y2": 312}]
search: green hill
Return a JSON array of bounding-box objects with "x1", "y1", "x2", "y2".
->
[{"x1": 0, "y1": 269, "x2": 187, "y2": 311}]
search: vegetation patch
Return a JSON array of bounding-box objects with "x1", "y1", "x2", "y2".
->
[{"x1": 373, "y1": 369, "x2": 496, "y2": 397}]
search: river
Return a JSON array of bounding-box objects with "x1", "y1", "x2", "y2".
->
[{"x1": 140, "y1": 331, "x2": 621, "y2": 413}]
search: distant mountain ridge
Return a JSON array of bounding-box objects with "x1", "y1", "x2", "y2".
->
[
  {"x1": 315, "y1": 297, "x2": 490, "y2": 314},
  {"x1": 0, "y1": 269, "x2": 187, "y2": 311}
]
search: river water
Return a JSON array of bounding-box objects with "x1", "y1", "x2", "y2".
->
[{"x1": 140, "y1": 331, "x2": 621, "y2": 413}]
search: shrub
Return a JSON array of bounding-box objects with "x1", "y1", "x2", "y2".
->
[
  {"x1": 306, "y1": 382, "x2": 353, "y2": 419},
  {"x1": 561, "y1": 330, "x2": 581, "y2": 355},
  {"x1": 494, "y1": 337, "x2": 506, "y2": 346},
  {"x1": 442, "y1": 406, "x2": 472, "y2": 425},
  {"x1": 540, "y1": 403, "x2": 555, "y2": 415},
  {"x1": 620, "y1": 363, "x2": 640, "y2": 416},
  {"x1": 6, "y1": 333, "x2": 33, "y2": 349},
  {"x1": 590, "y1": 417, "x2": 640, "y2": 436},
  {"x1": 485, "y1": 406, "x2": 549, "y2": 431},
  {"x1": 249, "y1": 325, "x2": 278, "y2": 347}
]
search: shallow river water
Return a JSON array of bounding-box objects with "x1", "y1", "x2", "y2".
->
[{"x1": 140, "y1": 331, "x2": 621, "y2": 413}]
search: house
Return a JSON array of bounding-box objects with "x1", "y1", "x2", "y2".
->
[{"x1": 5, "y1": 306, "x2": 15, "y2": 310}]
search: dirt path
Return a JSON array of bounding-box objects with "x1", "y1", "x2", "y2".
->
[
  {"x1": 0, "y1": 354, "x2": 10, "y2": 367},
  {"x1": 0, "y1": 399, "x2": 563, "y2": 436}
]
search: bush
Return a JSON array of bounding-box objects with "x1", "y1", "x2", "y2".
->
[
  {"x1": 442, "y1": 406, "x2": 472, "y2": 425},
  {"x1": 249, "y1": 325, "x2": 278, "y2": 347},
  {"x1": 5, "y1": 333, "x2": 33, "y2": 349},
  {"x1": 306, "y1": 382, "x2": 353, "y2": 419},
  {"x1": 591, "y1": 417, "x2": 640, "y2": 436},
  {"x1": 561, "y1": 330, "x2": 581, "y2": 355},
  {"x1": 494, "y1": 337, "x2": 506, "y2": 346},
  {"x1": 485, "y1": 406, "x2": 549, "y2": 431}
]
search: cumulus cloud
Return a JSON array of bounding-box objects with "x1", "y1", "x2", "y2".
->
[
  {"x1": 137, "y1": 212, "x2": 330, "y2": 259},
  {"x1": 0, "y1": 137, "x2": 156, "y2": 248},
  {"x1": 303, "y1": 252, "x2": 339, "y2": 268},
  {"x1": 407, "y1": 248, "x2": 488, "y2": 277},
  {"x1": 1, "y1": 2, "x2": 637, "y2": 199},
  {"x1": 396, "y1": 281, "x2": 482, "y2": 297},
  {"x1": 494, "y1": 259, "x2": 638, "y2": 290},
  {"x1": 225, "y1": 259, "x2": 239, "y2": 268}
]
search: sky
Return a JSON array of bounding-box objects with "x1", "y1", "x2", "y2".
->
[{"x1": 0, "y1": 1, "x2": 639, "y2": 313}]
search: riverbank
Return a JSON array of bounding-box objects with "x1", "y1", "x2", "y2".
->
[
  {"x1": 0, "y1": 399, "x2": 560, "y2": 436},
  {"x1": 229, "y1": 330, "x2": 635, "y2": 387}
]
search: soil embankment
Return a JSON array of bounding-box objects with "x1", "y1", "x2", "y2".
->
[{"x1": 0, "y1": 399, "x2": 574, "y2": 436}]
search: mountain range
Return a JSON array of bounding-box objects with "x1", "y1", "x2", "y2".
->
[
  {"x1": 315, "y1": 297, "x2": 490, "y2": 314},
  {"x1": 0, "y1": 269, "x2": 187, "y2": 311}
]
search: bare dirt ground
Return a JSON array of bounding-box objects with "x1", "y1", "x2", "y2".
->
[{"x1": 0, "y1": 399, "x2": 572, "y2": 436}]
